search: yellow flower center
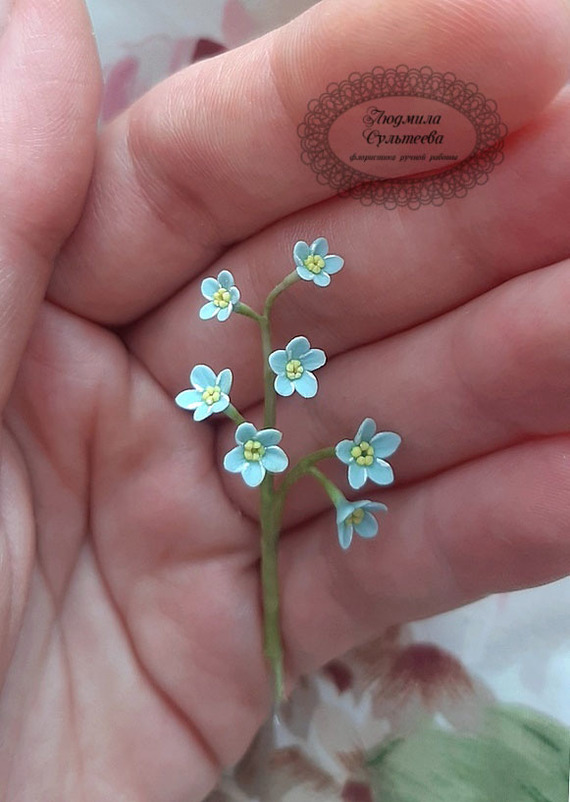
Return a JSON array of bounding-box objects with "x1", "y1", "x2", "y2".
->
[
  {"x1": 303, "y1": 254, "x2": 325, "y2": 274},
  {"x1": 213, "y1": 288, "x2": 231, "y2": 308},
  {"x1": 285, "y1": 359, "x2": 304, "y2": 380},
  {"x1": 201, "y1": 386, "x2": 221, "y2": 406},
  {"x1": 347, "y1": 508, "x2": 365, "y2": 526},
  {"x1": 244, "y1": 439, "x2": 265, "y2": 462},
  {"x1": 350, "y1": 441, "x2": 374, "y2": 467}
]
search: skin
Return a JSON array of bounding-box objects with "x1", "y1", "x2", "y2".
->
[{"x1": 0, "y1": 0, "x2": 569, "y2": 798}]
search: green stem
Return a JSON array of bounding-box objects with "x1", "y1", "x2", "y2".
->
[
  {"x1": 277, "y1": 447, "x2": 336, "y2": 503},
  {"x1": 272, "y1": 463, "x2": 343, "y2": 588},
  {"x1": 257, "y1": 269, "x2": 301, "y2": 701},
  {"x1": 235, "y1": 301, "x2": 263, "y2": 323},
  {"x1": 260, "y1": 473, "x2": 284, "y2": 701},
  {"x1": 223, "y1": 404, "x2": 246, "y2": 426},
  {"x1": 259, "y1": 280, "x2": 281, "y2": 698},
  {"x1": 307, "y1": 466, "x2": 345, "y2": 506},
  {"x1": 263, "y1": 270, "x2": 300, "y2": 317},
  {"x1": 260, "y1": 315, "x2": 275, "y2": 429},
  {"x1": 259, "y1": 445, "x2": 335, "y2": 700},
  {"x1": 275, "y1": 465, "x2": 346, "y2": 527}
]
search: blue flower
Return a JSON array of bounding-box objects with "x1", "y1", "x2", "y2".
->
[
  {"x1": 175, "y1": 365, "x2": 232, "y2": 421},
  {"x1": 293, "y1": 238, "x2": 344, "y2": 287},
  {"x1": 335, "y1": 498, "x2": 387, "y2": 550},
  {"x1": 335, "y1": 418, "x2": 401, "y2": 490},
  {"x1": 200, "y1": 270, "x2": 240, "y2": 321},
  {"x1": 268, "y1": 336, "x2": 326, "y2": 398},
  {"x1": 223, "y1": 422, "x2": 289, "y2": 487}
]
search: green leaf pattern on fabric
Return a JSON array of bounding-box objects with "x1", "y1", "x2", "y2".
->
[{"x1": 366, "y1": 704, "x2": 570, "y2": 802}]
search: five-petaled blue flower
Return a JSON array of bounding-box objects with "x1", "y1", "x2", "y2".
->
[
  {"x1": 335, "y1": 498, "x2": 387, "y2": 550},
  {"x1": 335, "y1": 418, "x2": 401, "y2": 490},
  {"x1": 200, "y1": 270, "x2": 240, "y2": 321},
  {"x1": 293, "y1": 238, "x2": 344, "y2": 287},
  {"x1": 175, "y1": 365, "x2": 233, "y2": 421},
  {"x1": 268, "y1": 336, "x2": 326, "y2": 398},
  {"x1": 224, "y1": 423, "x2": 289, "y2": 487}
]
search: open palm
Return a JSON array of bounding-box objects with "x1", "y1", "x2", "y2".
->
[{"x1": 1, "y1": 0, "x2": 569, "y2": 798}]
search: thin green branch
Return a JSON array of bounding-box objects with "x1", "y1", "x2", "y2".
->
[
  {"x1": 234, "y1": 301, "x2": 263, "y2": 323},
  {"x1": 260, "y1": 472, "x2": 284, "y2": 701},
  {"x1": 223, "y1": 404, "x2": 246, "y2": 426},
  {"x1": 263, "y1": 270, "x2": 300, "y2": 317},
  {"x1": 260, "y1": 316, "x2": 276, "y2": 429},
  {"x1": 307, "y1": 466, "x2": 345, "y2": 506},
  {"x1": 273, "y1": 447, "x2": 337, "y2": 544},
  {"x1": 277, "y1": 446, "x2": 336, "y2": 501}
]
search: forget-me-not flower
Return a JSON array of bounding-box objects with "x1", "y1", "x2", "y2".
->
[
  {"x1": 268, "y1": 336, "x2": 326, "y2": 398},
  {"x1": 335, "y1": 418, "x2": 401, "y2": 490},
  {"x1": 293, "y1": 238, "x2": 344, "y2": 287},
  {"x1": 335, "y1": 498, "x2": 387, "y2": 550},
  {"x1": 175, "y1": 365, "x2": 232, "y2": 421},
  {"x1": 200, "y1": 270, "x2": 240, "y2": 321},
  {"x1": 224, "y1": 422, "x2": 289, "y2": 487}
]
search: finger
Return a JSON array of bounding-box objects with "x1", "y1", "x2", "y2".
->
[
  {"x1": 0, "y1": 0, "x2": 100, "y2": 409},
  {"x1": 278, "y1": 434, "x2": 570, "y2": 676},
  {"x1": 216, "y1": 255, "x2": 570, "y2": 522},
  {"x1": 126, "y1": 87, "x2": 570, "y2": 410},
  {"x1": 49, "y1": 0, "x2": 570, "y2": 324}
]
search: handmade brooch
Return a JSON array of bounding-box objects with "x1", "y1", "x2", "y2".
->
[{"x1": 175, "y1": 238, "x2": 401, "y2": 700}]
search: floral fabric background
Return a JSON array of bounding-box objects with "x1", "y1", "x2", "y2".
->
[{"x1": 84, "y1": 0, "x2": 570, "y2": 798}]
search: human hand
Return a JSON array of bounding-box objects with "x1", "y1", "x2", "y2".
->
[{"x1": 2, "y1": 0, "x2": 570, "y2": 799}]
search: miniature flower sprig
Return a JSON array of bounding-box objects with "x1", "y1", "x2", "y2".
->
[{"x1": 175, "y1": 237, "x2": 401, "y2": 701}]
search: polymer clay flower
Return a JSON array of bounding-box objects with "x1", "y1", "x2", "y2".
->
[
  {"x1": 175, "y1": 364, "x2": 232, "y2": 421},
  {"x1": 335, "y1": 418, "x2": 401, "y2": 490},
  {"x1": 293, "y1": 238, "x2": 344, "y2": 287},
  {"x1": 224, "y1": 422, "x2": 289, "y2": 487},
  {"x1": 268, "y1": 336, "x2": 326, "y2": 398},
  {"x1": 336, "y1": 498, "x2": 388, "y2": 550},
  {"x1": 200, "y1": 270, "x2": 240, "y2": 321}
]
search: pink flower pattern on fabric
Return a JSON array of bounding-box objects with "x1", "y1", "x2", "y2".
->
[{"x1": 101, "y1": 36, "x2": 227, "y2": 122}]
